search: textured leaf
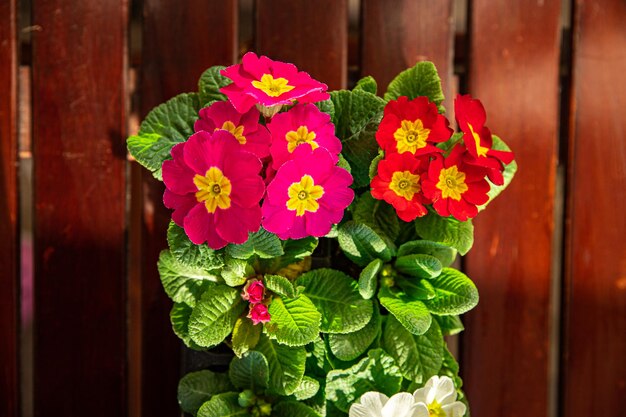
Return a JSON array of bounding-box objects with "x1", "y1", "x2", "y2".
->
[
  {"x1": 274, "y1": 237, "x2": 319, "y2": 271},
  {"x1": 354, "y1": 76, "x2": 377, "y2": 95},
  {"x1": 353, "y1": 193, "x2": 400, "y2": 244},
  {"x1": 170, "y1": 302, "x2": 202, "y2": 350},
  {"x1": 383, "y1": 315, "x2": 443, "y2": 383},
  {"x1": 423, "y1": 268, "x2": 479, "y2": 315},
  {"x1": 264, "y1": 294, "x2": 321, "y2": 346},
  {"x1": 177, "y1": 370, "x2": 233, "y2": 415},
  {"x1": 296, "y1": 269, "x2": 373, "y2": 334},
  {"x1": 221, "y1": 258, "x2": 255, "y2": 287},
  {"x1": 229, "y1": 351, "x2": 269, "y2": 391},
  {"x1": 291, "y1": 376, "x2": 321, "y2": 401},
  {"x1": 189, "y1": 285, "x2": 246, "y2": 348},
  {"x1": 315, "y1": 98, "x2": 335, "y2": 120},
  {"x1": 264, "y1": 274, "x2": 296, "y2": 298},
  {"x1": 158, "y1": 250, "x2": 218, "y2": 307},
  {"x1": 167, "y1": 222, "x2": 224, "y2": 269},
  {"x1": 127, "y1": 93, "x2": 200, "y2": 179},
  {"x1": 396, "y1": 276, "x2": 436, "y2": 300},
  {"x1": 198, "y1": 65, "x2": 230, "y2": 106},
  {"x1": 272, "y1": 401, "x2": 321, "y2": 417},
  {"x1": 197, "y1": 392, "x2": 249, "y2": 417},
  {"x1": 477, "y1": 135, "x2": 518, "y2": 211},
  {"x1": 414, "y1": 213, "x2": 474, "y2": 255},
  {"x1": 232, "y1": 317, "x2": 262, "y2": 357},
  {"x1": 397, "y1": 240, "x2": 457, "y2": 267},
  {"x1": 384, "y1": 62, "x2": 445, "y2": 112},
  {"x1": 328, "y1": 304, "x2": 381, "y2": 361},
  {"x1": 378, "y1": 286, "x2": 432, "y2": 335},
  {"x1": 368, "y1": 151, "x2": 384, "y2": 180},
  {"x1": 325, "y1": 349, "x2": 402, "y2": 412},
  {"x1": 434, "y1": 314, "x2": 464, "y2": 336},
  {"x1": 338, "y1": 221, "x2": 393, "y2": 267},
  {"x1": 358, "y1": 258, "x2": 382, "y2": 299},
  {"x1": 226, "y1": 228, "x2": 284, "y2": 260},
  {"x1": 254, "y1": 334, "x2": 306, "y2": 396},
  {"x1": 394, "y1": 254, "x2": 443, "y2": 279}
]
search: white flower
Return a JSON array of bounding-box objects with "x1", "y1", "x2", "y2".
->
[{"x1": 348, "y1": 375, "x2": 466, "y2": 417}]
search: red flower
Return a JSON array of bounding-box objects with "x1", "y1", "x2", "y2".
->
[
  {"x1": 376, "y1": 96, "x2": 452, "y2": 157},
  {"x1": 248, "y1": 303, "x2": 271, "y2": 325},
  {"x1": 370, "y1": 153, "x2": 431, "y2": 222},
  {"x1": 422, "y1": 145, "x2": 490, "y2": 221},
  {"x1": 242, "y1": 279, "x2": 265, "y2": 304},
  {"x1": 454, "y1": 94, "x2": 514, "y2": 185}
]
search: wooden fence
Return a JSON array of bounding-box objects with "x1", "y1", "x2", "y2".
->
[{"x1": 1, "y1": 0, "x2": 625, "y2": 416}]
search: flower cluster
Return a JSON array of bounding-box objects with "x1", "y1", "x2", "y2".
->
[
  {"x1": 163, "y1": 52, "x2": 353, "y2": 249},
  {"x1": 241, "y1": 279, "x2": 270, "y2": 325},
  {"x1": 372, "y1": 95, "x2": 514, "y2": 222}
]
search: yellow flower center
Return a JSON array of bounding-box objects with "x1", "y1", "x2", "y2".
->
[
  {"x1": 286, "y1": 126, "x2": 318, "y2": 153},
  {"x1": 428, "y1": 400, "x2": 446, "y2": 417},
  {"x1": 436, "y1": 165, "x2": 469, "y2": 201},
  {"x1": 193, "y1": 167, "x2": 232, "y2": 213},
  {"x1": 218, "y1": 121, "x2": 246, "y2": 145},
  {"x1": 467, "y1": 122, "x2": 489, "y2": 157},
  {"x1": 286, "y1": 174, "x2": 324, "y2": 216},
  {"x1": 393, "y1": 119, "x2": 431, "y2": 154},
  {"x1": 251, "y1": 74, "x2": 295, "y2": 97},
  {"x1": 389, "y1": 170, "x2": 421, "y2": 201}
]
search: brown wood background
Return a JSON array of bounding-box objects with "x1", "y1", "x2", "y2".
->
[{"x1": 1, "y1": 0, "x2": 625, "y2": 416}]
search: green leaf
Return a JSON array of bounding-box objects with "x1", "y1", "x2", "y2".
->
[
  {"x1": 189, "y1": 285, "x2": 246, "y2": 347},
  {"x1": 254, "y1": 334, "x2": 306, "y2": 396},
  {"x1": 232, "y1": 317, "x2": 262, "y2": 357},
  {"x1": 170, "y1": 302, "x2": 202, "y2": 350},
  {"x1": 328, "y1": 304, "x2": 381, "y2": 361},
  {"x1": 296, "y1": 269, "x2": 373, "y2": 334},
  {"x1": 197, "y1": 392, "x2": 249, "y2": 417},
  {"x1": 434, "y1": 314, "x2": 464, "y2": 336},
  {"x1": 221, "y1": 258, "x2": 255, "y2": 287},
  {"x1": 397, "y1": 240, "x2": 457, "y2": 267},
  {"x1": 394, "y1": 254, "x2": 443, "y2": 279},
  {"x1": 167, "y1": 222, "x2": 224, "y2": 269},
  {"x1": 291, "y1": 376, "x2": 321, "y2": 401},
  {"x1": 264, "y1": 274, "x2": 296, "y2": 298},
  {"x1": 354, "y1": 76, "x2": 377, "y2": 95},
  {"x1": 198, "y1": 65, "x2": 230, "y2": 106},
  {"x1": 358, "y1": 259, "x2": 382, "y2": 299},
  {"x1": 440, "y1": 344, "x2": 464, "y2": 391},
  {"x1": 158, "y1": 250, "x2": 218, "y2": 307},
  {"x1": 264, "y1": 294, "x2": 321, "y2": 346},
  {"x1": 338, "y1": 221, "x2": 393, "y2": 267},
  {"x1": 477, "y1": 135, "x2": 518, "y2": 211},
  {"x1": 325, "y1": 349, "x2": 402, "y2": 412},
  {"x1": 423, "y1": 268, "x2": 479, "y2": 315},
  {"x1": 276, "y1": 237, "x2": 319, "y2": 270},
  {"x1": 315, "y1": 98, "x2": 335, "y2": 120},
  {"x1": 330, "y1": 89, "x2": 386, "y2": 188},
  {"x1": 226, "y1": 228, "x2": 284, "y2": 260},
  {"x1": 396, "y1": 276, "x2": 436, "y2": 300},
  {"x1": 272, "y1": 401, "x2": 321, "y2": 417},
  {"x1": 378, "y1": 285, "x2": 432, "y2": 335},
  {"x1": 383, "y1": 315, "x2": 443, "y2": 383},
  {"x1": 127, "y1": 93, "x2": 200, "y2": 179},
  {"x1": 384, "y1": 61, "x2": 445, "y2": 111},
  {"x1": 228, "y1": 351, "x2": 269, "y2": 391},
  {"x1": 353, "y1": 193, "x2": 400, "y2": 243},
  {"x1": 178, "y1": 370, "x2": 234, "y2": 415},
  {"x1": 368, "y1": 151, "x2": 384, "y2": 180},
  {"x1": 414, "y1": 213, "x2": 474, "y2": 255}
]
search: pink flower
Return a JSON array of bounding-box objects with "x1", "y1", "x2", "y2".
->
[
  {"x1": 220, "y1": 52, "x2": 329, "y2": 115},
  {"x1": 242, "y1": 279, "x2": 265, "y2": 304},
  {"x1": 248, "y1": 303, "x2": 271, "y2": 325},
  {"x1": 267, "y1": 103, "x2": 341, "y2": 170},
  {"x1": 162, "y1": 130, "x2": 265, "y2": 249},
  {"x1": 194, "y1": 101, "x2": 271, "y2": 159},
  {"x1": 262, "y1": 146, "x2": 354, "y2": 239}
]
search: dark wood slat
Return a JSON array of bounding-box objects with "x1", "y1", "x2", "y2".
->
[
  {"x1": 562, "y1": 1, "x2": 626, "y2": 415},
  {"x1": 462, "y1": 1, "x2": 561, "y2": 416},
  {"x1": 31, "y1": 1, "x2": 128, "y2": 416},
  {"x1": 0, "y1": 0, "x2": 19, "y2": 415},
  {"x1": 137, "y1": 2, "x2": 238, "y2": 416},
  {"x1": 256, "y1": 0, "x2": 348, "y2": 90},
  {"x1": 361, "y1": 0, "x2": 454, "y2": 110}
]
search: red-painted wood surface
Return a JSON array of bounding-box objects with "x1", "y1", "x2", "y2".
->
[
  {"x1": 31, "y1": 1, "x2": 128, "y2": 416},
  {"x1": 361, "y1": 0, "x2": 454, "y2": 110},
  {"x1": 256, "y1": 0, "x2": 348, "y2": 90},
  {"x1": 562, "y1": 1, "x2": 626, "y2": 415},
  {"x1": 462, "y1": 2, "x2": 562, "y2": 417},
  {"x1": 137, "y1": 1, "x2": 238, "y2": 416},
  {"x1": 0, "y1": 0, "x2": 19, "y2": 416}
]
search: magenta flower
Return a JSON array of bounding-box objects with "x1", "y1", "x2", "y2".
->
[
  {"x1": 220, "y1": 52, "x2": 330, "y2": 116},
  {"x1": 162, "y1": 130, "x2": 265, "y2": 249},
  {"x1": 267, "y1": 103, "x2": 342, "y2": 170},
  {"x1": 262, "y1": 146, "x2": 354, "y2": 239},
  {"x1": 194, "y1": 100, "x2": 271, "y2": 159},
  {"x1": 248, "y1": 303, "x2": 271, "y2": 325},
  {"x1": 241, "y1": 279, "x2": 265, "y2": 304}
]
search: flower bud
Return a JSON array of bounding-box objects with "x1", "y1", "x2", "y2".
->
[
  {"x1": 248, "y1": 303, "x2": 271, "y2": 325},
  {"x1": 242, "y1": 279, "x2": 265, "y2": 304}
]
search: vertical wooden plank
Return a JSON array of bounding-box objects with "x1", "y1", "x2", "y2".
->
[
  {"x1": 256, "y1": 0, "x2": 348, "y2": 90},
  {"x1": 361, "y1": 0, "x2": 454, "y2": 108},
  {"x1": 0, "y1": 0, "x2": 19, "y2": 416},
  {"x1": 31, "y1": 1, "x2": 128, "y2": 416},
  {"x1": 562, "y1": 1, "x2": 626, "y2": 415},
  {"x1": 137, "y1": 2, "x2": 238, "y2": 416},
  {"x1": 462, "y1": 2, "x2": 561, "y2": 417}
]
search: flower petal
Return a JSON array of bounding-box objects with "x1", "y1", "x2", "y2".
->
[{"x1": 382, "y1": 392, "x2": 416, "y2": 417}]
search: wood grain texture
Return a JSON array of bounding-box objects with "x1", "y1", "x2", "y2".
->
[
  {"x1": 256, "y1": 0, "x2": 348, "y2": 90},
  {"x1": 137, "y1": 1, "x2": 238, "y2": 416},
  {"x1": 361, "y1": 0, "x2": 454, "y2": 109},
  {"x1": 562, "y1": 1, "x2": 626, "y2": 415},
  {"x1": 461, "y1": 2, "x2": 561, "y2": 417},
  {"x1": 31, "y1": 1, "x2": 128, "y2": 416},
  {"x1": 0, "y1": 0, "x2": 19, "y2": 415}
]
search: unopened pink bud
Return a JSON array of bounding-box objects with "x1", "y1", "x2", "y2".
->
[
  {"x1": 242, "y1": 279, "x2": 265, "y2": 304},
  {"x1": 248, "y1": 303, "x2": 271, "y2": 325}
]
